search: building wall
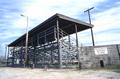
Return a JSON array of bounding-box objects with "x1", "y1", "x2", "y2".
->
[{"x1": 80, "y1": 44, "x2": 120, "y2": 68}]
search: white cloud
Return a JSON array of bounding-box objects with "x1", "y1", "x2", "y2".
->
[
  {"x1": 77, "y1": 6, "x2": 120, "y2": 46},
  {"x1": 21, "y1": 0, "x2": 107, "y2": 19},
  {"x1": 2, "y1": 0, "x2": 120, "y2": 55},
  {"x1": 0, "y1": 30, "x2": 23, "y2": 40},
  {"x1": 115, "y1": 2, "x2": 120, "y2": 5},
  {"x1": 0, "y1": 0, "x2": 108, "y2": 38},
  {"x1": 92, "y1": 6, "x2": 120, "y2": 33}
]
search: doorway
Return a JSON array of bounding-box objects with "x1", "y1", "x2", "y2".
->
[{"x1": 100, "y1": 60, "x2": 104, "y2": 68}]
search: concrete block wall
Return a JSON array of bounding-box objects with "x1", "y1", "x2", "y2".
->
[{"x1": 79, "y1": 44, "x2": 120, "y2": 68}]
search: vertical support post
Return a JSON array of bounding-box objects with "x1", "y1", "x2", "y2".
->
[
  {"x1": 32, "y1": 46, "x2": 36, "y2": 69},
  {"x1": 42, "y1": 52, "x2": 44, "y2": 67},
  {"x1": 84, "y1": 7, "x2": 95, "y2": 46},
  {"x1": 34, "y1": 46, "x2": 37, "y2": 66},
  {"x1": 44, "y1": 45, "x2": 45, "y2": 66},
  {"x1": 116, "y1": 45, "x2": 120, "y2": 58},
  {"x1": 88, "y1": 10, "x2": 95, "y2": 46},
  {"x1": 68, "y1": 35, "x2": 71, "y2": 63},
  {"x1": 37, "y1": 34, "x2": 39, "y2": 46},
  {"x1": 5, "y1": 44, "x2": 7, "y2": 62},
  {"x1": 12, "y1": 47, "x2": 15, "y2": 67},
  {"x1": 51, "y1": 42, "x2": 53, "y2": 65},
  {"x1": 7, "y1": 46, "x2": 9, "y2": 66},
  {"x1": 20, "y1": 46, "x2": 22, "y2": 66},
  {"x1": 61, "y1": 30, "x2": 63, "y2": 40},
  {"x1": 57, "y1": 18, "x2": 62, "y2": 69},
  {"x1": 25, "y1": 17, "x2": 29, "y2": 67},
  {"x1": 31, "y1": 37, "x2": 33, "y2": 46},
  {"x1": 21, "y1": 41, "x2": 23, "y2": 66},
  {"x1": 45, "y1": 31, "x2": 46, "y2": 43},
  {"x1": 75, "y1": 24, "x2": 81, "y2": 69},
  {"x1": 54, "y1": 26, "x2": 56, "y2": 39},
  {"x1": 61, "y1": 29, "x2": 64, "y2": 67}
]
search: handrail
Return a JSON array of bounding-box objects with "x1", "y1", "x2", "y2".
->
[{"x1": 55, "y1": 27, "x2": 85, "y2": 47}]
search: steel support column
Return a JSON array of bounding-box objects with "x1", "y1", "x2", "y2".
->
[
  {"x1": 75, "y1": 24, "x2": 81, "y2": 69},
  {"x1": 54, "y1": 26, "x2": 56, "y2": 39},
  {"x1": 32, "y1": 46, "x2": 36, "y2": 68},
  {"x1": 57, "y1": 18, "x2": 62, "y2": 69},
  {"x1": 68, "y1": 35, "x2": 71, "y2": 63},
  {"x1": 20, "y1": 46, "x2": 23, "y2": 66},
  {"x1": 37, "y1": 34, "x2": 39, "y2": 46},
  {"x1": 45, "y1": 31, "x2": 46, "y2": 43},
  {"x1": 12, "y1": 47, "x2": 15, "y2": 67},
  {"x1": 7, "y1": 47, "x2": 9, "y2": 66}
]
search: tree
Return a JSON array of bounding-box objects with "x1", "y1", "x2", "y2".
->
[{"x1": 0, "y1": 55, "x2": 5, "y2": 64}]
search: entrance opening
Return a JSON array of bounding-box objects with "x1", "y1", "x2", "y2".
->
[{"x1": 100, "y1": 60, "x2": 104, "y2": 68}]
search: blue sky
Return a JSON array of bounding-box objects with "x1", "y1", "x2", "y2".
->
[{"x1": 0, "y1": 0, "x2": 120, "y2": 56}]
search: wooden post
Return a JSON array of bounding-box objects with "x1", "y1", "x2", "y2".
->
[
  {"x1": 84, "y1": 7, "x2": 95, "y2": 46},
  {"x1": 25, "y1": 17, "x2": 29, "y2": 67},
  {"x1": 57, "y1": 18, "x2": 62, "y2": 69},
  {"x1": 75, "y1": 24, "x2": 81, "y2": 69}
]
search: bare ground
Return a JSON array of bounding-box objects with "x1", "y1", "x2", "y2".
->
[{"x1": 0, "y1": 67, "x2": 120, "y2": 79}]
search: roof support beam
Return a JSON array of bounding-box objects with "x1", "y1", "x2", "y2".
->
[
  {"x1": 75, "y1": 24, "x2": 81, "y2": 69},
  {"x1": 57, "y1": 18, "x2": 62, "y2": 69}
]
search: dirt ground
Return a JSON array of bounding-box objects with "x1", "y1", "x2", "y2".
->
[{"x1": 0, "y1": 67, "x2": 120, "y2": 79}]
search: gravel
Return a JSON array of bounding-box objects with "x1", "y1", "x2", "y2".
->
[{"x1": 0, "y1": 67, "x2": 120, "y2": 79}]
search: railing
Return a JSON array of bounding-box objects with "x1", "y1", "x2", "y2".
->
[
  {"x1": 54, "y1": 27, "x2": 85, "y2": 48},
  {"x1": 54, "y1": 27, "x2": 86, "y2": 67}
]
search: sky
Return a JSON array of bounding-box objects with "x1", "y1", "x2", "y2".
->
[{"x1": 0, "y1": 0, "x2": 120, "y2": 56}]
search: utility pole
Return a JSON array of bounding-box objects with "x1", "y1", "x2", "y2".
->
[
  {"x1": 20, "y1": 14, "x2": 29, "y2": 67},
  {"x1": 84, "y1": 7, "x2": 95, "y2": 46}
]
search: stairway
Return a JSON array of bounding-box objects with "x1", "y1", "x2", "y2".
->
[{"x1": 56, "y1": 28, "x2": 84, "y2": 67}]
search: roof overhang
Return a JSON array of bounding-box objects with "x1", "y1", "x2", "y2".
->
[{"x1": 8, "y1": 13, "x2": 94, "y2": 47}]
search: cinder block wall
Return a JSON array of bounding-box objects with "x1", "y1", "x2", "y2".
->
[{"x1": 79, "y1": 44, "x2": 120, "y2": 68}]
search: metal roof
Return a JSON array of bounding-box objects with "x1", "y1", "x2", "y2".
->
[{"x1": 8, "y1": 13, "x2": 94, "y2": 46}]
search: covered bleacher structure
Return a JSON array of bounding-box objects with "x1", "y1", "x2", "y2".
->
[{"x1": 7, "y1": 13, "x2": 94, "y2": 69}]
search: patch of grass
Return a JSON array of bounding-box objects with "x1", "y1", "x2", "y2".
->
[
  {"x1": 81, "y1": 65, "x2": 120, "y2": 72},
  {"x1": 104, "y1": 65, "x2": 120, "y2": 72},
  {"x1": 104, "y1": 65, "x2": 120, "y2": 69}
]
